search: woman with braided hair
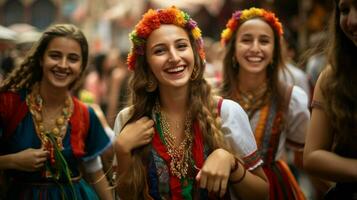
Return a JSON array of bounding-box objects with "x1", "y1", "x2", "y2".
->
[
  {"x1": 113, "y1": 6, "x2": 268, "y2": 200},
  {"x1": 0, "y1": 24, "x2": 113, "y2": 199},
  {"x1": 220, "y1": 7, "x2": 310, "y2": 200}
]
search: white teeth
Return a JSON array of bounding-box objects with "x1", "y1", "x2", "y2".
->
[
  {"x1": 167, "y1": 66, "x2": 184, "y2": 73},
  {"x1": 247, "y1": 57, "x2": 262, "y2": 62},
  {"x1": 53, "y1": 71, "x2": 68, "y2": 78}
]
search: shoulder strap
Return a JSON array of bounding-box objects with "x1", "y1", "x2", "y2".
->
[
  {"x1": 69, "y1": 97, "x2": 90, "y2": 158},
  {"x1": 0, "y1": 91, "x2": 28, "y2": 139},
  {"x1": 216, "y1": 96, "x2": 223, "y2": 117}
]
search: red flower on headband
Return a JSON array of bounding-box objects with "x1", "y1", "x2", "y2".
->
[
  {"x1": 127, "y1": 52, "x2": 136, "y2": 71},
  {"x1": 226, "y1": 18, "x2": 237, "y2": 30},
  {"x1": 263, "y1": 12, "x2": 283, "y2": 36},
  {"x1": 159, "y1": 9, "x2": 177, "y2": 24},
  {"x1": 136, "y1": 10, "x2": 161, "y2": 38}
]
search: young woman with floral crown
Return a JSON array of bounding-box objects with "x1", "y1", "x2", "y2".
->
[
  {"x1": 113, "y1": 6, "x2": 268, "y2": 200},
  {"x1": 0, "y1": 24, "x2": 113, "y2": 200},
  {"x1": 220, "y1": 8, "x2": 310, "y2": 200},
  {"x1": 304, "y1": 0, "x2": 357, "y2": 199}
]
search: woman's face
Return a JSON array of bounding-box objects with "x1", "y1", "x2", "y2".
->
[
  {"x1": 41, "y1": 37, "x2": 82, "y2": 90},
  {"x1": 234, "y1": 18, "x2": 275, "y2": 76},
  {"x1": 339, "y1": 0, "x2": 357, "y2": 46},
  {"x1": 145, "y1": 24, "x2": 195, "y2": 91}
]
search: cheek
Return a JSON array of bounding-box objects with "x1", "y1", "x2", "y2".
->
[{"x1": 340, "y1": 17, "x2": 347, "y2": 31}]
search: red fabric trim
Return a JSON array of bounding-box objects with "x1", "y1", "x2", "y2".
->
[
  {"x1": 0, "y1": 92, "x2": 28, "y2": 139},
  {"x1": 242, "y1": 149, "x2": 262, "y2": 169},
  {"x1": 192, "y1": 121, "x2": 204, "y2": 169},
  {"x1": 152, "y1": 128, "x2": 183, "y2": 200},
  {"x1": 152, "y1": 120, "x2": 204, "y2": 200},
  {"x1": 276, "y1": 163, "x2": 295, "y2": 200},
  {"x1": 69, "y1": 97, "x2": 89, "y2": 158},
  {"x1": 217, "y1": 98, "x2": 223, "y2": 117}
]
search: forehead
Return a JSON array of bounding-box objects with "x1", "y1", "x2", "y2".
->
[
  {"x1": 46, "y1": 37, "x2": 82, "y2": 54},
  {"x1": 146, "y1": 24, "x2": 190, "y2": 46},
  {"x1": 339, "y1": 0, "x2": 357, "y2": 7},
  {"x1": 236, "y1": 18, "x2": 274, "y2": 37}
]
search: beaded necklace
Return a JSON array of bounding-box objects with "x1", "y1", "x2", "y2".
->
[
  {"x1": 26, "y1": 85, "x2": 73, "y2": 178},
  {"x1": 236, "y1": 82, "x2": 270, "y2": 118},
  {"x1": 154, "y1": 101, "x2": 193, "y2": 179}
]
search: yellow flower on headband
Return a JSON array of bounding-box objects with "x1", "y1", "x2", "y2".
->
[
  {"x1": 241, "y1": 8, "x2": 263, "y2": 21},
  {"x1": 175, "y1": 11, "x2": 186, "y2": 26},
  {"x1": 192, "y1": 27, "x2": 202, "y2": 39}
]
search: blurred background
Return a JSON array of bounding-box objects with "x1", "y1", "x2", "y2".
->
[{"x1": 0, "y1": 0, "x2": 331, "y2": 58}]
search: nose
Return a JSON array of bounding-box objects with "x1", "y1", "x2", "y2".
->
[
  {"x1": 168, "y1": 48, "x2": 180, "y2": 64},
  {"x1": 250, "y1": 40, "x2": 261, "y2": 53},
  {"x1": 58, "y1": 57, "x2": 68, "y2": 68},
  {"x1": 347, "y1": 7, "x2": 357, "y2": 28}
]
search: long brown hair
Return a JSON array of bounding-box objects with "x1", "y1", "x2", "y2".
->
[
  {"x1": 321, "y1": 0, "x2": 357, "y2": 157},
  {"x1": 220, "y1": 16, "x2": 286, "y2": 108},
  {"x1": 0, "y1": 24, "x2": 89, "y2": 92},
  {"x1": 116, "y1": 30, "x2": 230, "y2": 199}
]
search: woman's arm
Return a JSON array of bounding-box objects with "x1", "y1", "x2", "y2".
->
[
  {"x1": 85, "y1": 169, "x2": 113, "y2": 200},
  {"x1": 303, "y1": 72, "x2": 357, "y2": 182},
  {"x1": 196, "y1": 99, "x2": 269, "y2": 199},
  {"x1": 230, "y1": 162, "x2": 268, "y2": 200},
  {"x1": 196, "y1": 148, "x2": 268, "y2": 199},
  {"x1": 0, "y1": 148, "x2": 48, "y2": 171}
]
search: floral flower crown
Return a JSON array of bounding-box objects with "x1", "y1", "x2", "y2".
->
[
  {"x1": 221, "y1": 7, "x2": 284, "y2": 46},
  {"x1": 127, "y1": 6, "x2": 205, "y2": 71}
]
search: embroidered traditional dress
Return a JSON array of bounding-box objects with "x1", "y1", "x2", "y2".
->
[
  {"x1": 0, "y1": 90, "x2": 112, "y2": 200},
  {"x1": 246, "y1": 86, "x2": 309, "y2": 200},
  {"x1": 113, "y1": 99, "x2": 262, "y2": 199}
]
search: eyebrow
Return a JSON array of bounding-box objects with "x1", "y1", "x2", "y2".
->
[
  {"x1": 150, "y1": 38, "x2": 190, "y2": 49},
  {"x1": 47, "y1": 50, "x2": 81, "y2": 57},
  {"x1": 240, "y1": 33, "x2": 272, "y2": 38}
]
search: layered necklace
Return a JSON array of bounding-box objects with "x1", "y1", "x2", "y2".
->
[
  {"x1": 26, "y1": 84, "x2": 73, "y2": 178},
  {"x1": 235, "y1": 82, "x2": 271, "y2": 118},
  {"x1": 154, "y1": 101, "x2": 193, "y2": 179}
]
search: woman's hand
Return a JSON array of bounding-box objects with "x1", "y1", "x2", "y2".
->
[
  {"x1": 115, "y1": 116, "x2": 155, "y2": 153},
  {"x1": 196, "y1": 148, "x2": 235, "y2": 197},
  {"x1": 12, "y1": 148, "x2": 48, "y2": 171}
]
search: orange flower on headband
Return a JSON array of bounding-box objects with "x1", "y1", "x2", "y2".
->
[
  {"x1": 127, "y1": 6, "x2": 205, "y2": 71},
  {"x1": 221, "y1": 7, "x2": 284, "y2": 46}
]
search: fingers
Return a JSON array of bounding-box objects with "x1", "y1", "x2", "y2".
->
[
  {"x1": 141, "y1": 117, "x2": 155, "y2": 130},
  {"x1": 212, "y1": 177, "x2": 221, "y2": 193},
  {"x1": 199, "y1": 170, "x2": 207, "y2": 189},
  {"x1": 220, "y1": 178, "x2": 228, "y2": 197},
  {"x1": 197, "y1": 167, "x2": 229, "y2": 197}
]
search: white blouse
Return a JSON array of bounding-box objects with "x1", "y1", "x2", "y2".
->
[{"x1": 113, "y1": 100, "x2": 263, "y2": 170}]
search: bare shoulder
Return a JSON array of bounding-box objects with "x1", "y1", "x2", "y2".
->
[{"x1": 313, "y1": 65, "x2": 332, "y2": 103}]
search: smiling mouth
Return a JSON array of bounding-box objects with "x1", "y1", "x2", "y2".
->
[
  {"x1": 52, "y1": 70, "x2": 70, "y2": 79},
  {"x1": 165, "y1": 66, "x2": 185, "y2": 73},
  {"x1": 246, "y1": 57, "x2": 263, "y2": 63}
]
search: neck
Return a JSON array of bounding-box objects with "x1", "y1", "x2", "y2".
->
[
  {"x1": 38, "y1": 82, "x2": 69, "y2": 108},
  {"x1": 159, "y1": 86, "x2": 188, "y2": 114},
  {"x1": 237, "y1": 72, "x2": 267, "y2": 93}
]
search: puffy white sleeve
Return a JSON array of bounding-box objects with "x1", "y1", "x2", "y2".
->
[
  {"x1": 112, "y1": 107, "x2": 133, "y2": 166},
  {"x1": 113, "y1": 106, "x2": 133, "y2": 136},
  {"x1": 285, "y1": 86, "x2": 310, "y2": 151},
  {"x1": 221, "y1": 99, "x2": 263, "y2": 170}
]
